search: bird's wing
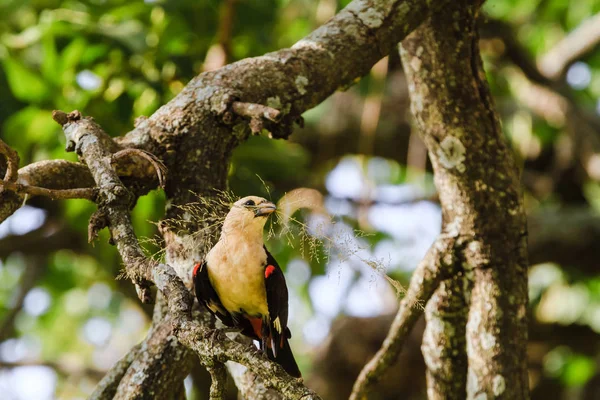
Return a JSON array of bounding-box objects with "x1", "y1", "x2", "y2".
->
[
  {"x1": 264, "y1": 246, "x2": 290, "y2": 357},
  {"x1": 192, "y1": 261, "x2": 235, "y2": 327}
]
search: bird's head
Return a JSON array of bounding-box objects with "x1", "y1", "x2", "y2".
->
[{"x1": 221, "y1": 196, "x2": 277, "y2": 237}]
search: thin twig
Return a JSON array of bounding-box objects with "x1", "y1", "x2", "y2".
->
[
  {"x1": 349, "y1": 237, "x2": 455, "y2": 400},
  {"x1": 0, "y1": 138, "x2": 19, "y2": 182},
  {"x1": 0, "y1": 179, "x2": 96, "y2": 200},
  {"x1": 113, "y1": 148, "x2": 167, "y2": 188}
]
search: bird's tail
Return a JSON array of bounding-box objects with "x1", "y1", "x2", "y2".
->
[{"x1": 267, "y1": 338, "x2": 301, "y2": 378}]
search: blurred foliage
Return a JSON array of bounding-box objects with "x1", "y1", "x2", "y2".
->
[{"x1": 0, "y1": 0, "x2": 599, "y2": 399}]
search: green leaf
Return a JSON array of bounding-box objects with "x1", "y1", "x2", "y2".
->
[
  {"x1": 41, "y1": 33, "x2": 59, "y2": 84},
  {"x1": 2, "y1": 58, "x2": 49, "y2": 103}
]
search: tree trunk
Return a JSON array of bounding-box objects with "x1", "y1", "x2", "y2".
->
[{"x1": 400, "y1": 1, "x2": 530, "y2": 398}]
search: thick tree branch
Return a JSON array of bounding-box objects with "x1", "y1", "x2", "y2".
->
[
  {"x1": 118, "y1": 0, "x2": 451, "y2": 152},
  {"x1": 114, "y1": 318, "x2": 194, "y2": 400},
  {"x1": 53, "y1": 110, "x2": 155, "y2": 303},
  {"x1": 112, "y1": 293, "x2": 195, "y2": 400},
  {"x1": 89, "y1": 344, "x2": 141, "y2": 400},
  {"x1": 349, "y1": 237, "x2": 455, "y2": 400},
  {"x1": 401, "y1": 2, "x2": 529, "y2": 398},
  {"x1": 422, "y1": 275, "x2": 468, "y2": 399}
]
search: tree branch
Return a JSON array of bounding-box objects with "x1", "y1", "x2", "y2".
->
[
  {"x1": 206, "y1": 361, "x2": 228, "y2": 400},
  {"x1": 401, "y1": 2, "x2": 529, "y2": 397},
  {"x1": 89, "y1": 344, "x2": 141, "y2": 400},
  {"x1": 0, "y1": 160, "x2": 95, "y2": 224},
  {"x1": 538, "y1": 12, "x2": 600, "y2": 80},
  {"x1": 0, "y1": 219, "x2": 83, "y2": 258},
  {"x1": 118, "y1": 0, "x2": 452, "y2": 152},
  {"x1": 0, "y1": 178, "x2": 96, "y2": 200},
  {"x1": 349, "y1": 237, "x2": 456, "y2": 400},
  {"x1": 0, "y1": 360, "x2": 105, "y2": 380},
  {"x1": 482, "y1": 18, "x2": 600, "y2": 181},
  {"x1": 421, "y1": 275, "x2": 468, "y2": 399},
  {"x1": 53, "y1": 110, "x2": 154, "y2": 303},
  {"x1": 113, "y1": 317, "x2": 194, "y2": 400}
]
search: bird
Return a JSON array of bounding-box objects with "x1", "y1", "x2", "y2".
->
[{"x1": 192, "y1": 195, "x2": 301, "y2": 377}]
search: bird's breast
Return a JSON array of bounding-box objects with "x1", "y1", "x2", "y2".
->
[{"x1": 206, "y1": 239, "x2": 268, "y2": 317}]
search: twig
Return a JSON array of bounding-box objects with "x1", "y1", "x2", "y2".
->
[
  {"x1": 0, "y1": 138, "x2": 19, "y2": 182},
  {"x1": 112, "y1": 148, "x2": 167, "y2": 188},
  {"x1": 349, "y1": 237, "x2": 455, "y2": 400},
  {"x1": 89, "y1": 344, "x2": 142, "y2": 400},
  {"x1": 0, "y1": 179, "x2": 96, "y2": 200},
  {"x1": 0, "y1": 140, "x2": 93, "y2": 201},
  {"x1": 0, "y1": 160, "x2": 96, "y2": 224}
]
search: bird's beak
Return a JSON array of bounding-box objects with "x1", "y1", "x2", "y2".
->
[{"x1": 255, "y1": 202, "x2": 277, "y2": 217}]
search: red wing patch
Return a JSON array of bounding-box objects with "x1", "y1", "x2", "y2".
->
[
  {"x1": 248, "y1": 317, "x2": 263, "y2": 338},
  {"x1": 265, "y1": 265, "x2": 276, "y2": 279},
  {"x1": 193, "y1": 263, "x2": 202, "y2": 278}
]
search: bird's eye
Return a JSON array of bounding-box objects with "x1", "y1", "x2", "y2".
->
[{"x1": 244, "y1": 200, "x2": 255, "y2": 207}]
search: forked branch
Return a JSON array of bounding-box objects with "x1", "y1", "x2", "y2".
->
[{"x1": 349, "y1": 237, "x2": 456, "y2": 400}]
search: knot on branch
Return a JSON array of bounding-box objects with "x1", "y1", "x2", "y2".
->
[
  {"x1": 224, "y1": 100, "x2": 300, "y2": 139},
  {"x1": 52, "y1": 109, "x2": 83, "y2": 126}
]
